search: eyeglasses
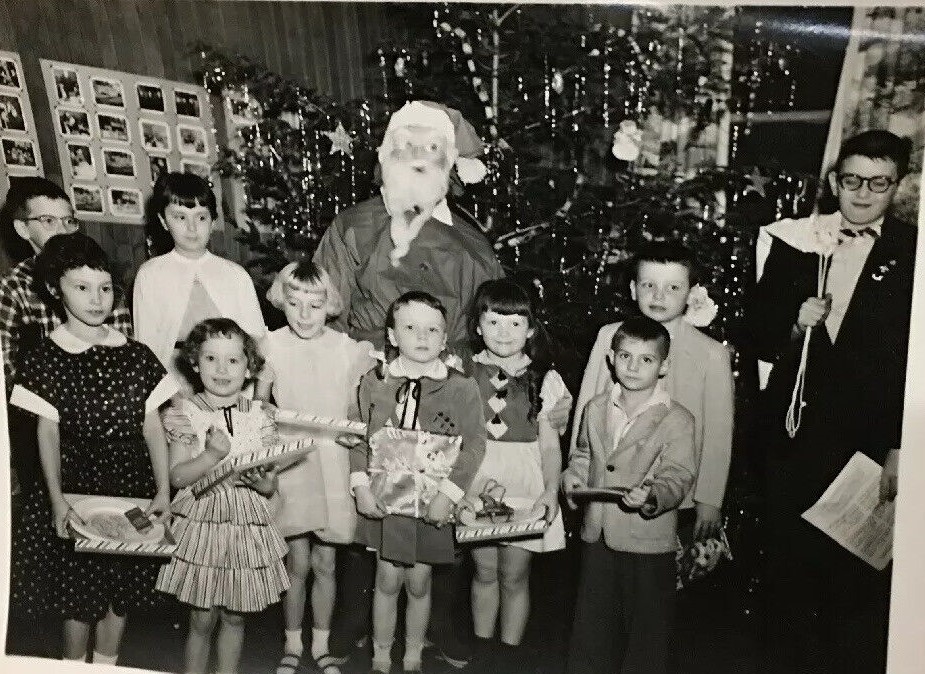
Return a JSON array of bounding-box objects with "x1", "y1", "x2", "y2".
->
[
  {"x1": 836, "y1": 173, "x2": 897, "y2": 193},
  {"x1": 25, "y1": 215, "x2": 80, "y2": 231}
]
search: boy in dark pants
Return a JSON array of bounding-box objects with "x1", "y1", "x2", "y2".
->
[{"x1": 562, "y1": 317, "x2": 695, "y2": 674}]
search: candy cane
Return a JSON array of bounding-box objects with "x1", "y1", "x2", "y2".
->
[{"x1": 437, "y1": 21, "x2": 497, "y2": 140}]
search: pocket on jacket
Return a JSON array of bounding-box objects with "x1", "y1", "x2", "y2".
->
[{"x1": 629, "y1": 509, "x2": 677, "y2": 542}]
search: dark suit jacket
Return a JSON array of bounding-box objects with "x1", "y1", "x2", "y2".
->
[{"x1": 750, "y1": 213, "x2": 916, "y2": 508}]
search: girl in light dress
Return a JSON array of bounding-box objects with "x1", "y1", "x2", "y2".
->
[
  {"x1": 464, "y1": 279, "x2": 568, "y2": 670},
  {"x1": 133, "y1": 173, "x2": 266, "y2": 393},
  {"x1": 9, "y1": 233, "x2": 176, "y2": 665},
  {"x1": 155, "y1": 318, "x2": 288, "y2": 674},
  {"x1": 255, "y1": 260, "x2": 373, "y2": 674}
]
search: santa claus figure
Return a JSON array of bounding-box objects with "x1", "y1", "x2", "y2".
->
[{"x1": 313, "y1": 100, "x2": 503, "y2": 349}]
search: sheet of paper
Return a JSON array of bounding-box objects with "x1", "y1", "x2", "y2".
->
[{"x1": 801, "y1": 451, "x2": 895, "y2": 570}]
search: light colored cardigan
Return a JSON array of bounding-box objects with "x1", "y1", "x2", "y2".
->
[
  {"x1": 572, "y1": 320, "x2": 733, "y2": 509},
  {"x1": 565, "y1": 391, "x2": 696, "y2": 554}
]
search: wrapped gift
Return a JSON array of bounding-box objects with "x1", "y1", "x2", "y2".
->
[{"x1": 368, "y1": 427, "x2": 461, "y2": 518}]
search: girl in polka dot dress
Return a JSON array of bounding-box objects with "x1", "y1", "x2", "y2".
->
[
  {"x1": 155, "y1": 318, "x2": 289, "y2": 674},
  {"x1": 463, "y1": 280, "x2": 568, "y2": 670},
  {"x1": 9, "y1": 233, "x2": 177, "y2": 665}
]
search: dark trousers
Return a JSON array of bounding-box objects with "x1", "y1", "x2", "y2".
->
[
  {"x1": 763, "y1": 496, "x2": 890, "y2": 674},
  {"x1": 567, "y1": 539, "x2": 675, "y2": 674}
]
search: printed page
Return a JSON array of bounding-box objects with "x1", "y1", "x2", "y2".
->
[{"x1": 802, "y1": 452, "x2": 895, "y2": 570}]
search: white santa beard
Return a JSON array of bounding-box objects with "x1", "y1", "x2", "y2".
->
[{"x1": 381, "y1": 159, "x2": 451, "y2": 266}]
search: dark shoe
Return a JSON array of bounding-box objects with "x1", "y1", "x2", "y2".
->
[
  {"x1": 312, "y1": 653, "x2": 343, "y2": 674},
  {"x1": 329, "y1": 634, "x2": 369, "y2": 667}
]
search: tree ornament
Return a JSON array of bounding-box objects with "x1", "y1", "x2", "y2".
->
[{"x1": 322, "y1": 121, "x2": 353, "y2": 157}]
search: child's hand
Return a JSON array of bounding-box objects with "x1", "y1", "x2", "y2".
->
[
  {"x1": 693, "y1": 503, "x2": 722, "y2": 540},
  {"x1": 50, "y1": 495, "x2": 77, "y2": 539},
  {"x1": 560, "y1": 473, "x2": 584, "y2": 510},
  {"x1": 161, "y1": 404, "x2": 196, "y2": 446},
  {"x1": 204, "y1": 425, "x2": 231, "y2": 461},
  {"x1": 146, "y1": 490, "x2": 172, "y2": 524},
  {"x1": 546, "y1": 392, "x2": 573, "y2": 433},
  {"x1": 425, "y1": 492, "x2": 454, "y2": 528},
  {"x1": 879, "y1": 448, "x2": 900, "y2": 503},
  {"x1": 384, "y1": 426, "x2": 404, "y2": 440},
  {"x1": 532, "y1": 489, "x2": 560, "y2": 522},
  {"x1": 796, "y1": 294, "x2": 832, "y2": 331},
  {"x1": 622, "y1": 484, "x2": 652, "y2": 510},
  {"x1": 240, "y1": 464, "x2": 279, "y2": 497},
  {"x1": 259, "y1": 401, "x2": 279, "y2": 421},
  {"x1": 354, "y1": 485, "x2": 387, "y2": 519}
]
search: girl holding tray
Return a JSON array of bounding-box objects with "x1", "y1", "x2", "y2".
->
[
  {"x1": 9, "y1": 233, "x2": 177, "y2": 665},
  {"x1": 155, "y1": 318, "x2": 289, "y2": 674},
  {"x1": 256, "y1": 259, "x2": 373, "y2": 674},
  {"x1": 463, "y1": 279, "x2": 568, "y2": 670},
  {"x1": 350, "y1": 291, "x2": 486, "y2": 674}
]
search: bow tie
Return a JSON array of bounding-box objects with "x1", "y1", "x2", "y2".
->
[{"x1": 839, "y1": 226, "x2": 880, "y2": 240}]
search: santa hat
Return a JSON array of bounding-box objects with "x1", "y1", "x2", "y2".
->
[{"x1": 380, "y1": 101, "x2": 487, "y2": 184}]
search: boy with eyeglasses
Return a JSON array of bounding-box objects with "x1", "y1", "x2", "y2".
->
[
  {"x1": 750, "y1": 129, "x2": 916, "y2": 674},
  {"x1": 0, "y1": 177, "x2": 132, "y2": 496}
]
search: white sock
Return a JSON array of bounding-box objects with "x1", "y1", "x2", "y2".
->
[
  {"x1": 64, "y1": 652, "x2": 86, "y2": 662},
  {"x1": 403, "y1": 640, "x2": 424, "y2": 669},
  {"x1": 310, "y1": 628, "x2": 330, "y2": 659},
  {"x1": 92, "y1": 651, "x2": 117, "y2": 665},
  {"x1": 285, "y1": 628, "x2": 303, "y2": 656},
  {"x1": 372, "y1": 640, "x2": 393, "y2": 667}
]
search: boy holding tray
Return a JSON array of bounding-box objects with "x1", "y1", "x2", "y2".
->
[{"x1": 561, "y1": 316, "x2": 695, "y2": 674}]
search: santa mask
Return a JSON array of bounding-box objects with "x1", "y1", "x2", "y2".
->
[{"x1": 377, "y1": 101, "x2": 483, "y2": 266}]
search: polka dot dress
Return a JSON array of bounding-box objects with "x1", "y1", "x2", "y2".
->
[{"x1": 10, "y1": 339, "x2": 169, "y2": 622}]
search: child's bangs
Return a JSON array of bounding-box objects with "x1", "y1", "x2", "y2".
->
[
  {"x1": 168, "y1": 193, "x2": 210, "y2": 211},
  {"x1": 480, "y1": 293, "x2": 532, "y2": 320}
]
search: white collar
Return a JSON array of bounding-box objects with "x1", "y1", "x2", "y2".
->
[
  {"x1": 472, "y1": 349, "x2": 531, "y2": 376},
  {"x1": 387, "y1": 355, "x2": 449, "y2": 381},
  {"x1": 608, "y1": 381, "x2": 670, "y2": 417},
  {"x1": 432, "y1": 199, "x2": 452, "y2": 226},
  {"x1": 168, "y1": 248, "x2": 213, "y2": 267},
  {"x1": 50, "y1": 324, "x2": 126, "y2": 353}
]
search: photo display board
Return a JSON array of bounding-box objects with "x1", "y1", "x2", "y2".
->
[
  {"x1": 40, "y1": 59, "x2": 219, "y2": 224},
  {"x1": 0, "y1": 51, "x2": 43, "y2": 197}
]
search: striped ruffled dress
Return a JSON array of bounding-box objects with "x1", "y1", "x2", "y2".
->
[{"x1": 156, "y1": 396, "x2": 289, "y2": 612}]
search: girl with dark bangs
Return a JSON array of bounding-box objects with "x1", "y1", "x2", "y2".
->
[{"x1": 463, "y1": 279, "x2": 568, "y2": 671}]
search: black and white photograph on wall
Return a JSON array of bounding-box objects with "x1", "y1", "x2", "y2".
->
[
  {"x1": 0, "y1": 93, "x2": 25, "y2": 132},
  {"x1": 71, "y1": 182, "x2": 104, "y2": 214},
  {"x1": 92, "y1": 77, "x2": 125, "y2": 108},
  {"x1": 56, "y1": 108, "x2": 90, "y2": 138},
  {"x1": 66, "y1": 142, "x2": 95, "y2": 180},
  {"x1": 136, "y1": 82, "x2": 165, "y2": 112},
  {"x1": 177, "y1": 123, "x2": 207, "y2": 155},
  {"x1": 180, "y1": 159, "x2": 210, "y2": 179},
  {"x1": 0, "y1": 57, "x2": 20, "y2": 89},
  {"x1": 102, "y1": 147, "x2": 135, "y2": 177},
  {"x1": 97, "y1": 112, "x2": 129, "y2": 143},
  {"x1": 0, "y1": 136, "x2": 35, "y2": 168},
  {"x1": 107, "y1": 186, "x2": 142, "y2": 217},
  {"x1": 3, "y1": 4, "x2": 925, "y2": 674},
  {"x1": 52, "y1": 65, "x2": 82, "y2": 105},
  {"x1": 140, "y1": 118, "x2": 171, "y2": 151},
  {"x1": 174, "y1": 89, "x2": 200, "y2": 118},
  {"x1": 148, "y1": 154, "x2": 168, "y2": 185}
]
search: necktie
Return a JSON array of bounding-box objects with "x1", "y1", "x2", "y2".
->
[{"x1": 839, "y1": 226, "x2": 880, "y2": 241}]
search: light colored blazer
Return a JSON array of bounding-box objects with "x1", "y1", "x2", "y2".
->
[
  {"x1": 565, "y1": 392, "x2": 695, "y2": 554},
  {"x1": 571, "y1": 320, "x2": 733, "y2": 509}
]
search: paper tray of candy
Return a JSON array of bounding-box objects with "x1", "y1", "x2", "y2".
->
[
  {"x1": 274, "y1": 410, "x2": 367, "y2": 437},
  {"x1": 191, "y1": 438, "x2": 314, "y2": 498},
  {"x1": 568, "y1": 486, "x2": 631, "y2": 502},
  {"x1": 66, "y1": 494, "x2": 177, "y2": 558},
  {"x1": 455, "y1": 498, "x2": 550, "y2": 543}
]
